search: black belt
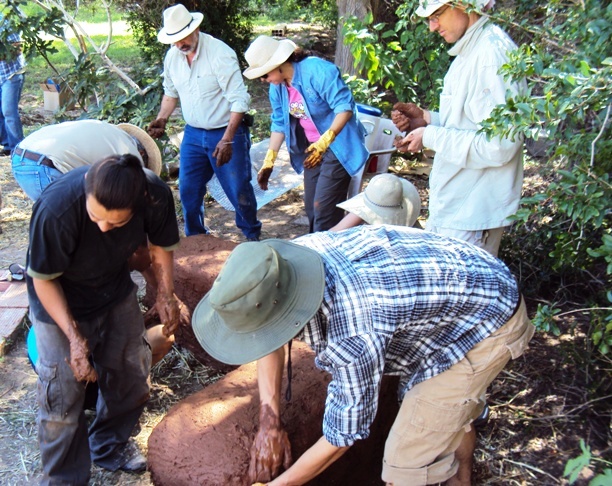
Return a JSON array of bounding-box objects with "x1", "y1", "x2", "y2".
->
[{"x1": 13, "y1": 146, "x2": 55, "y2": 168}]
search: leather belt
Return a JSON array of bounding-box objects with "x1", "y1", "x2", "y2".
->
[{"x1": 13, "y1": 146, "x2": 55, "y2": 168}]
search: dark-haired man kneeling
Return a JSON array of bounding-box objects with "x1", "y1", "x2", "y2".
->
[{"x1": 27, "y1": 154, "x2": 180, "y2": 485}]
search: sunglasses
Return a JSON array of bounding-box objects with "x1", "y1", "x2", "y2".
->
[{"x1": 260, "y1": 73, "x2": 269, "y2": 80}]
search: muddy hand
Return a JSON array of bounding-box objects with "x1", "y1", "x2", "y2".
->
[
  {"x1": 391, "y1": 110, "x2": 411, "y2": 132},
  {"x1": 147, "y1": 118, "x2": 167, "y2": 139},
  {"x1": 68, "y1": 337, "x2": 97, "y2": 383},
  {"x1": 156, "y1": 293, "x2": 180, "y2": 337},
  {"x1": 257, "y1": 167, "x2": 274, "y2": 191},
  {"x1": 393, "y1": 102, "x2": 424, "y2": 120},
  {"x1": 213, "y1": 141, "x2": 233, "y2": 167},
  {"x1": 248, "y1": 425, "x2": 292, "y2": 483}
]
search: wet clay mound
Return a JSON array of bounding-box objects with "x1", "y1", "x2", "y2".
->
[
  {"x1": 148, "y1": 341, "x2": 399, "y2": 486},
  {"x1": 144, "y1": 234, "x2": 237, "y2": 369}
]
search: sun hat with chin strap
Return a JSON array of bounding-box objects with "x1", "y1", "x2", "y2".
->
[
  {"x1": 191, "y1": 239, "x2": 325, "y2": 365},
  {"x1": 157, "y1": 4, "x2": 204, "y2": 44}
]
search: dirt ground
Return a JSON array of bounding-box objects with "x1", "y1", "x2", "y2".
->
[{"x1": 0, "y1": 24, "x2": 609, "y2": 486}]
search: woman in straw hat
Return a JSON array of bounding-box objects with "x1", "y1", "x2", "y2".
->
[{"x1": 243, "y1": 35, "x2": 369, "y2": 233}]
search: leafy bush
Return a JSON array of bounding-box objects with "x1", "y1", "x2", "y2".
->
[
  {"x1": 341, "y1": 0, "x2": 449, "y2": 108},
  {"x1": 251, "y1": 0, "x2": 337, "y2": 29},
  {"x1": 118, "y1": 0, "x2": 257, "y2": 67}
]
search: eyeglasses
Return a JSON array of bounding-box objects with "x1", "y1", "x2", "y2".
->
[
  {"x1": 260, "y1": 73, "x2": 269, "y2": 80},
  {"x1": 425, "y1": 4, "x2": 451, "y2": 25}
]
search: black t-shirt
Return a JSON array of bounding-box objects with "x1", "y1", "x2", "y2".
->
[{"x1": 27, "y1": 166, "x2": 179, "y2": 321}]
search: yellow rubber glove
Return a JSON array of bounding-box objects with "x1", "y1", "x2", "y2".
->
[
  {"x1": 304, "y1": 129, "x2": 336, "y2": 169},
  {"x1": 257, "y1": 149, "x2": 278, "y2": 191}
]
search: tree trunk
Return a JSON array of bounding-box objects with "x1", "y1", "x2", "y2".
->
[{"x1": 335, "y1": 0, "x2": 372, "y2": 75}]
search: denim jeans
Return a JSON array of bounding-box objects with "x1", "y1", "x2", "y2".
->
[
  {"x1": 0, "y1": 73, "x2": 25, "y2": 151},
  {"x1": 179, "y1": 124, "x2": 261, "y2": 239},
  {"x1": 32, "y1": 286, "x2": 151, "y2": 485},
  {"x1": 11, "y1": 150, "x2": 63, "y2": 200}
]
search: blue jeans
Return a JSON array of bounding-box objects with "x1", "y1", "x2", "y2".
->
[
  {"x1": 11, "y1": 150, "x2": 63, "y2": 200},
  {"x1": 0, "y1": 73, "x2": 25, "y2": 151},
  {"x1": 179, "y1": 124, "x2": 261, "y2": 239},
  {"x1": 32, "y1": 286, "x2": 151, "y2": 485}
]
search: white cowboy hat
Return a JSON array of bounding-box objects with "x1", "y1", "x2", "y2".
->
[
  {"x1": 157, "y1": 4, "x2": 204, "y2": 44},
  {"x1": 337, "y1": 173, "x2": 421, "y2": 227},
  {"x1": 117, "y1": 123, "x2": 162, "y2": 176},
  {"x1": 243, "y1": 35, "x2": 297, "y2": 80},
  {"x1": 192, "y1": 240, "x2": 325, "y2": 365}
]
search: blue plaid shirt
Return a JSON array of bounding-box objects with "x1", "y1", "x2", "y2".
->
[
  {"x1": 0, "y1": 28, "x2": 25, "y2": 85},
  {"x1": 293, "y1": 225, "x2": 519, "y2": 447}
]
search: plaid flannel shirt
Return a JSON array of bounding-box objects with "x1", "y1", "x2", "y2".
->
[
  {"x1": 0, "y1": 28, "x2": 25, "y2": 85},
  {"x1": 293, "y1": 225, "x2": 519, "y2": 447}
]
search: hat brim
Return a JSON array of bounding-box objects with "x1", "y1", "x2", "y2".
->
[
  {"x1": 191, "y1": 239, "x2": 325, "y2": 365},
  {"x1": 117, "y1": 123, "x2": 162, "y2": 176},
  {"x1": 415, "y1": 0, "x2": 452, "y2": 17},
  {"x1": 243, "y1": 40, "x2": 297, "y2": 79},
  {"x1": 157, "y1": 12, "x2": 204, "y2": 44},
  {"x1": 337, "y1": 179, "x2": 421, "y2": 226}
]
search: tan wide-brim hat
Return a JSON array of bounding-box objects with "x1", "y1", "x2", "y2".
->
[
  {"x1": 191, "y1": 239, "x2": 325, "y2": 365},
  {"x1": 117, "y1": 123, "x2": 162, "y2": 175},
  {"x1": 243, "y1": 35, "x2": 297, "y2": 79},
  {"x1": 157, "y1": 4, "x2": 204, "y2": 44},
  {"x1": 337, "y1": 173, "x2": 422, "y2": 227}
]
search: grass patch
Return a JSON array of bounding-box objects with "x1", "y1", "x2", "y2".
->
[{"x1": 20, "y1": 3, "x2": 126, "y2": 24}]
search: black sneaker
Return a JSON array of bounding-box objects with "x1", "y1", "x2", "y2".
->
[{"x1": 114, "y1": 439, "x2": 147, "y2": 473}]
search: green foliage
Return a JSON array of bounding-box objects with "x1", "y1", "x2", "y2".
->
[
  {"x1": 341, "y1": 2, "x2": 449, "y2": 107},
  {"x1": 1, "y1": 0, "x2": 65, "y2": 62},
  {"x1": 251, "y1": 0, "x2": 337, "y2": 28},
  {"x1": 564, "y1": 439, "x2": 612, "y2": 485},
  {"x1": 118, "y1": 0, "x2": 256, "y2": 67}
]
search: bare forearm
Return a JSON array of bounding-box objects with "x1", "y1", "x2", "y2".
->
[
  {"x1": 222, "y1": 112, "x2": 244, "y2": 142},
  {"x1": 269, "y1": 437, "x2": 349, "y2": 486},
  {"x1": 149, "y1": 245, "x2": 175, "y2": 298},
  {"x1": 156, "y1": 95, "x2": 179, "y2": 121},
  {"x1": 328, "y1": 111, "x2": 353, "y2": 136},
  {"x1": 32, "y1": 278, "x2": 82, "y2": 343},
  {"x1": 257, "y1": 346, "x2": 286, "y2": 416},
  {"x1": 268, "y1": 132, "x2": 285, "y2": 153}
]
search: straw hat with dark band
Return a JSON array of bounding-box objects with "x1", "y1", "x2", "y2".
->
[{"x1": 157, "y1": 4, "x2": 204, "y2": 44}]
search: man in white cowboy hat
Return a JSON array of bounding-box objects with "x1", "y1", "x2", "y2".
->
[
  {"x1": 28, "y1": 154, "x2": 181, "y2": 484},
  {"x1": 393, "y1": 0, "x2": 527, "y2": 257},
  {"x1": 148, "y1": 4, "x2": 261, "y2": 241},
  {"x1": 330, "y1": 173, "x2": 422, "y2": 231},
  {"x1": 11, "y1": 119, "x2": 162, "y2": 201},
  {"x1": 192, "y1": 225, "x2": 534, "y2": 485}
]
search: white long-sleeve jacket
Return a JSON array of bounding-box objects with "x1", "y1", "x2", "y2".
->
[{"x1": 423, "y1": 17, "x2": 527, "y2": 231}]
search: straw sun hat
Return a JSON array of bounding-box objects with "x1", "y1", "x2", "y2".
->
[
  {"x1": 192, "y1": 240, "x2": 325, "y2": 365},
  {"x1": 243, "y1": 35, "x2": 297, "y2": 80},
  {"x1": 157, "y1": 4, "x2": 204, "y2": 44},
  {"x1": 117, "y1": 123, "x2": 162, "y2": 176},
  {"x1": 337, "y1": 173, "x2": 422, "y2": 227}
]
